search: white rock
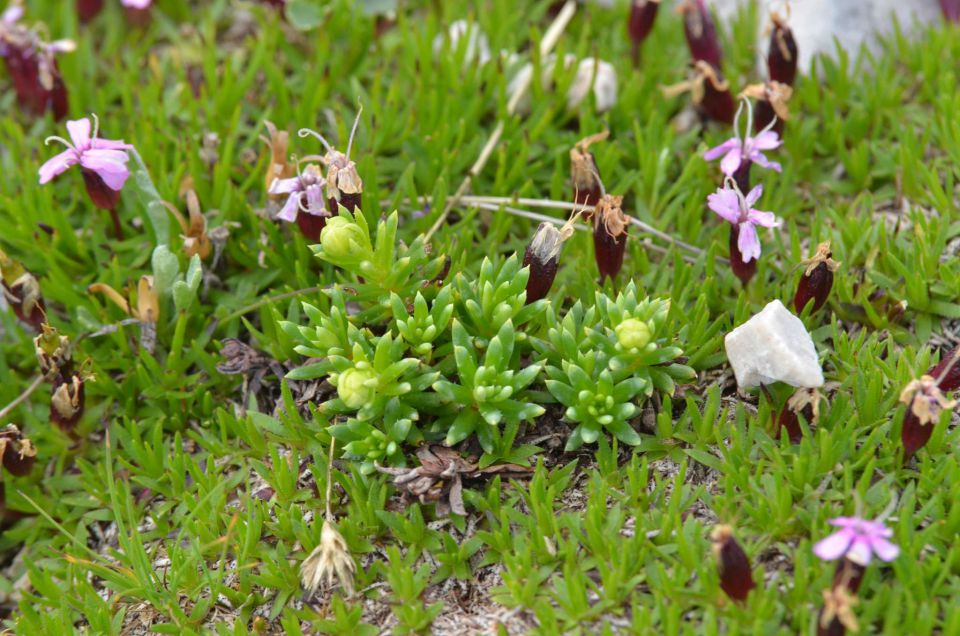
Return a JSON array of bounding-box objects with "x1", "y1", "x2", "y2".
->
[
  {"x1": 506, "y1": 54, "x2": 618, "y2": 115},
  {"x1": 724, "y1": 300, "x2": 824, "y2": 389}
]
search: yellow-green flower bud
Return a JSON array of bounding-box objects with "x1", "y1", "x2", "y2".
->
[
  {"x1": 337, "y1": 367, "x2": 377, "y2": 409},
  {"x1": 615, "y1": 318, "x2": 652, "y2": 350},
  {"x1": 320, "y1": 216, "x2": 369, "y2": 262}
]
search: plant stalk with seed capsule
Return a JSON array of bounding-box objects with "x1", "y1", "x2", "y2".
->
[
  {"x1": 678, "y1": 0, "x2": 723, "y2": 69},
  {"x1": 794, "y1": 242, "x2": 840, "y2": 314},
  {"x1": 628, "y1": 0, "x2": 660, "y2": 65},
  {"x1": 710, "y1": 525, "x2": 755, "y2": 602},
  {"x1": 767, "y1": 11, "x2": 798, "y2": 86}
]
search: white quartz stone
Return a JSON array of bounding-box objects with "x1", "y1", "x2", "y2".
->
[{"x1": 724, "y1": 300, "x2": 824, "y2": 389}]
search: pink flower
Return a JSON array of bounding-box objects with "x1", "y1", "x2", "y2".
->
[
  {"x1": 121, "y1": 0, "x2": 151, "y2": 8},
  {"x1": 2, "y1": 3, "x2": 23, "y2": 25},
  {"x1": 39, "y1": 115, "x2": 133, "y2": 191},
  {"x1": 704, "y1": 98, "x2": 782, "y2": 177},
  {"x1": 269, "y1": 163, "x2": 327, "y2": 223},
  {"x1": 707, "y1": 182, "x2": 779, "y2": 262},
  {"x1": 813, "y1": 516, "x2": 900, "y2": 566}
]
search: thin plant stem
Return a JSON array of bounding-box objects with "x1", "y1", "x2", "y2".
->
[
  {"x1": 218, "y1": 286, "x2": 322, "y2": 327},
  {"x1": 0, "y1": 375, "x2": 44, "y2": 422},
  {"x1": 423, "y1": 0, "x2": 578, "y2": 241},
  {"x1": 325, "y1": 437, "x2": 336, "y2": 522}
]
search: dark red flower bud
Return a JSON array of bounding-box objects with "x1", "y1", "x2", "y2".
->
[
  {"x1": 732, "y1": 160, "x2": 751, "y2": 194},
  {"x1": 710, "y1": 525, "x2": 755, "y2": 602},
  {"x1": 523, "y1": 221, "x2": 574, "y2": 303},
  {"x1": 678, "y1": 0, "x2": 723, "y2": 69},
  {"x1": 742, "y1": 81, "x2": 792, "y2": 137},
  {"x1": 593, "y1": 195, "x2": 628, "y2": 281},
  {"x1": 628, "y1": 0, "x2": 661, "y2": 64},
  {"x1": 927, "y1": 346, "x2": 960, "y2": 392},
  {"x1": 794, "y1": 242, "x2": 839, "y2": 314},
  {"x1": 694, "y1": 61, "x2": 735, "y2": 124},
  {"x1": 940, "y1": 0, "x2": 960, "y2": 22},
  {"x1": 777, "y1": 388, "x2": 820, "y2": 443},
  {"x1": 0, "y1": 425, "x2": 37, "y2": 477},
  {"x1": 76, "y1": 0, "x2": 104, "y2": 22},
  {"x1": 899, "y1": 375, "x2": 955, "y2": 461},
  {"x1": 767, "y1": 12, "x2": 798, "y2": 86},
  {"x1": 570, "y1": 132, "x2": 608, "y2": 210},
  {"x1": 50, "y1": 372, "x2": 86, "y2": 433},
  {"x1": 1, "y1": 251, "x2": 46, "y2": 331},
  {"x1": 817, "y1": 587, "x2": 859, "y2": 636},
  {"x1": 296, "y1": 212, "x2": 329, "y2": 242},
  {"x1": 124, "y1": 6, "x2": 152, "y2": 27},
  {"x1": 728, "y1": 224, "x2": 756, "y2": 286}
]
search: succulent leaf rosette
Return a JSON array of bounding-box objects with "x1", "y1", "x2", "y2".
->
[{"x1": 539, "y1": 281, "x2": 693, "y2": 450}]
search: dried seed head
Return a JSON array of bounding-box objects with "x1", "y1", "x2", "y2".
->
[
  {"x1": 300, "y1": 521, "x2": 356, "y2": 596},
  {"x1": 710, "y1": 524, "x2": 755, "y2": 602},
  {"x1": 50, "y1": 372, "x2": 87, "y2": 433},
  {"x1": 0, "y1": 425, "x2": 37, "y2": 477},
  {"x1": 777, "y1": 387, "x2": 820, "y2": 442},
  {"x1": 260, "y1": 121, "x2": 294, "y2": 197},
  {"x1": 299, "y1": 107, "x2": 364, "y2": 213},
  {"x1": 818, "y1": 587, "x2": 859, "y2": 636},
  {"x1": 628, "y1": 0, "x2": 661, "y2": 54},
  {"x1": 794, "y1": 242, "x2": 840, "y2": 314},
  {"x1": 164, "y1": 190, "x2": 212, "y2": 260},
  {"x1": 900, "y1": 375, "x2": 956, "y2": 461},
  {"x1": 592, "y1": 195, "x2": 628, "y2": 280},
  {"x1": 741, "y1": 81, "x2": 793, "y2": 135},
  {"x1": 0, "y1": 251, "x2": 45, "y2": 330},
  {"x1": 767, "y1": 11, "x2": 798, "y2": 86},
  {"x1": 570, "y1": 131, "x2": 608, "y2": 209},
  {"x1": 522, "y1": 219, "x2": 575, "y2": 303},
  {"x1": 34, "y1": 324, "x2": 72, "y2": 379},
  {"x1": 677, "y1": 0, "x2": 723, "y2": 69},
  {"x1": 900, "y1": 375, "x2": 955, "y2": 426},
  {"x1": 136, "y1": 275, "x2": 159, "y2": 324}
]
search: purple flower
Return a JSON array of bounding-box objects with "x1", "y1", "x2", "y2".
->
[
  {"x1": 2, "y1": 3, "x2": 23, "y2": 25},
  {"x1": 269, "y1": 163, "x2": 327, "y2": 223},
  {"x1": 704, "y1": 98, "x2": 782, "y2": 177},
  {"x1": 707, "y1": 182, "x2": 779, "y2": 262},
  {"x1": 813, "y1": 516, "x2": 900, "y2": 566},
  {"x1": 38, "y1": 115, "x2": 133, "y2": 191}
]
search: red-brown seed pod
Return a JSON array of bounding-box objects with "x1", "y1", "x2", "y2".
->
[
  {"x1": 927, "y1": 346, "x2": 960, "y2": 393},
  {"x1": 777, "y1": 388, "x2": 820, "y2": 443},
  {"x1": 678, "y1": 0, "x2": 723, "y2": 69},
  {"x1": 767, "y1": 12, "x2": 798, "y2": 86},
  {"x1": 710, "y1": 525, "x2": 755, "y2": 602},
  {"x1": 693, "y1": 61, "x2": 735, "y2": 124},
  {"x1": 729, "y1": 224, "x2": 756, "y2": 286},
  {"x1": 831, "y1": 558, "x2": 865, "y2": 595},
  {"x1": 0, "y1": 425, "x2": 37, "y2": 477},
  {"x1": 50, "y1": 372, "x2": 86, "y2": 433},
  {"x1": 899, "y1": 375, "x2": 956, "y2": 461},
  {"x1": 81, "y1": 168, "x2": 121, "y2": 211},
  {"x1": 0, "y1": 252, "x2": 46, "y2": 331},
  {"x1": 296, "y1": 212, "x2": 329, "y2": 242},
  {"x1": 76, "y1": 0, "x2": 104, "y2": 22},
  {"x1": 817, "y1": 586, "x2": 859, "y2": 636},
  {"x1": 742, "y1": 81, "x2": 793, "y2": 137},
  {"x1": 570, "y1": 131, "x2": 608, "y2": 211},
  {"x1": 593, "y1": 195, "x2": 628, "y2": 281},
  {"x1": 939, "y1": 0, "x2": 960, "y2": 22},
  {"x1": 628, "y1": 0, "x2": 661, "y2": 64},
  {"x1": 522, "y1": 220, "x2": 575, "y2": 303},
  {"x1": 794, "y1": 242, "x2": 840, "y2": 314},
  {"x1": 732, "y1": 161, "x2": 751, "y2": 195}
]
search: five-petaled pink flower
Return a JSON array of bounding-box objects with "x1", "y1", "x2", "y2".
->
[
  {"x1": 707, "y1": 182, "x2": 779, "y2": 262},
  {"x1": 269, "y1": 163, "x2": 327, "y2": 223},
  {"x1": 704, "y1": 98, "x2": 782, "y2": 177},
  {"x1": 813, "y1": 516, "x2": 900, "y2": 566},
  {"x1": 39, "y1": 115, "x2": 133, "y2": 191}
]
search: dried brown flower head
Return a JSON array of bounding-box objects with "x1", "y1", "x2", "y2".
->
[
  {"x1": 0, "y1": 425, "x2": 37, "y2": 477},
  {"x1": 300, "y1": 521, "x2": 356, "y2": 596},
  {"x1": 570, "y1": 131, "x2": 608, "y2": 208}
]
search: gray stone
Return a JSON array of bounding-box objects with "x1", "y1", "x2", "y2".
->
[
  {"x1": 724, "y1": 299, "x2": 824, "y2": 388},
  {"x1": 710, "y1": 0, "x2": 941, "y2": 72}
]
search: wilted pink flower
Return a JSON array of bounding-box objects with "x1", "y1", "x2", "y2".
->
[
  {"x1": 704, "y1": 99, "x2": 782, "y2": 178},
  {"x1": 707, "y1": 181, "x2": 779, "y2": 263},
  {"x1": 813, "y1": 516, "x2": 900, "y2": 566},
  {"x1": 39, "y1": 116, "x2": 133, "y2": 191},
  {"x1": 269, "y1": 163, "x2": 329, "y2": 240}
]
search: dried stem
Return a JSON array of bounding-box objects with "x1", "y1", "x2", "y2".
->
[
  {"x1": 0, "y1": 375, "x2": 44, "y2": 422},
  {"x1": 325, "y1": 437, "x2": 336, "y2": 521},
  {"x1": 423, "y1": 1, "x2": 578, "y2": 241}
]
